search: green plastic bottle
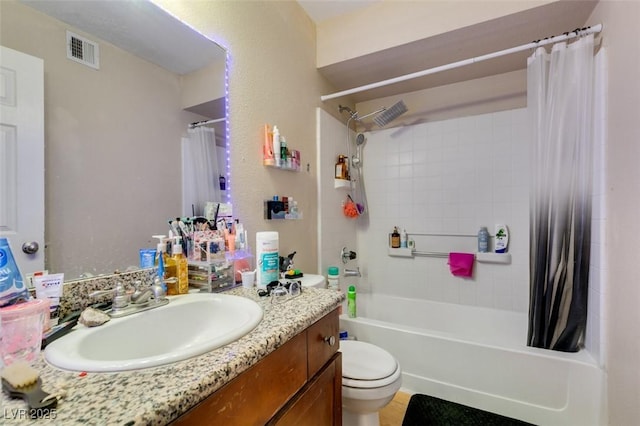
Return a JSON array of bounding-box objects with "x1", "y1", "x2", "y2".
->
[{"x1": 347, "y1": 285, "x2": 356, "y2": 318}]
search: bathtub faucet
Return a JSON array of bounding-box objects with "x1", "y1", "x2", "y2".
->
[{"x1": 344, "y1": 267, "x2": 361, "y2": 277}]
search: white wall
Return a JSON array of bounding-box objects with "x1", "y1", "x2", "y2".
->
[{"x1": 317, "y1": 108, "x2": 358, "y2": 283}]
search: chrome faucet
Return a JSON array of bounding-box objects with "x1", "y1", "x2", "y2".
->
[
  {"x1": 344, "y1": 267, "x2": 361, "y2": 277},
  {"x1": 89, "y1": 278, "x2": 168, "y2": 318},
  {"x1": 89, "y1": 282, "x2": 130, "y2": 311},
  {"x1": 131, "y1": 279, "x2": 166, "y2": 304}
]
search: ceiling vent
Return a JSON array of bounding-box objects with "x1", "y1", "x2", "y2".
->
[{"x1": 66, "y1": 31, "x2": 99, "y2": 69}]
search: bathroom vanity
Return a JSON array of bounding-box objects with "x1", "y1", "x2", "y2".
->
[
  {"x1": 0, "y1": 287, "x2": 344, "y2": 425},
  {"x1": 174, "y1": 307, "x2": 341, "y2": 425}
]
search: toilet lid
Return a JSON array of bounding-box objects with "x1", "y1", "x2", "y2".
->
[{"x1": 340, "y1": 340, "x2": 398, "y2": 384}]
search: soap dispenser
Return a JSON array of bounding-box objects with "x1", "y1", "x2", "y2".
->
[
  {"x1": 153, "y1": 235, "x2": 177, "y2": 295},
  {"x1": 172, "y1": 236, "x2": 189, "y2": 294}
]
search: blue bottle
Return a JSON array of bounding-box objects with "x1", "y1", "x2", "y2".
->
[
  {"x1": 477, "y1": 227, "x2": 489, "y2": 253},
  {"x1": 0, "y1": 238, "x2": 29, "y2": 307}
]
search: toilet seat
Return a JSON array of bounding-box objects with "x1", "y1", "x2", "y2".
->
[{"x1": 340, "y1": 340, "x2": 400, "y2": 389}]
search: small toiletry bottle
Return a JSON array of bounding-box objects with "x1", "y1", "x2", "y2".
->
[
  {"x1": 336, "y1": 155, "x2": 349, "y2": 180},
  {"x1": 273, "y1": 125, "x2": 281, "y2": 168},
  {"x1": 263, "y1": 124, "x2": 275, "y2": 166},
  {"x1": 158, "y1": 237, "x2": 177, "y2": 296},
  {"x1": 494, "y1": 225, "x2": 509, "y2": 253},
  {"x1": 172, "y1": 237, "x2": 189, "y2": 294},
  {"x1": 235, "y1": 220, "x2": 245, "y2": 250},
  {"x1": 401, "y1": 229, "x2": 408, "y2": 248},
  {"x1": 280, "y1": 137, "x2": 288, "y2": 167},
  {"x1": 478, "y1": 227, "x2": 489, "y2": 253},
  {"x1": 327, "y1": 266, "x2": 340, "y2": 290},
  {"x1": 156, "y1": 251, "x2": 167, "y2": 293},
  {"x1": 391, "y1": 227, "x2": 401, "y2": 248},
  {"x1": 347, "y1": 285, "x2": 356, "y2": 318}
]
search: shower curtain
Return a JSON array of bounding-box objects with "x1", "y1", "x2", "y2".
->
[
  {"x1": 527, "y1": 34, "x2": 596, "y2": 352},
  {"x1": 181, "y1": 126, "x2": 221, "y2": 216}
]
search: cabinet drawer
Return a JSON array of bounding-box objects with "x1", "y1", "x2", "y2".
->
[{"x1": 307, "y1": 308, "x2": 339, "y2": 377}]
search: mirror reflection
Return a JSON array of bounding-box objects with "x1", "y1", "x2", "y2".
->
[{"x1": 2, "y1": 0, "x2": 228, "y2": 280}]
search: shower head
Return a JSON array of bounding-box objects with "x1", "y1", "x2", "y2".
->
[
  {"x1": 373, "y1": 100, "x2": 408, "y2": 127},
  {"x1": 355, "y1": 133, "x2": 366, "y2": 146}
]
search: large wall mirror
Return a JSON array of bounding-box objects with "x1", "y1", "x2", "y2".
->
[{"x1": 2, "y1": 0, "x2": 228, "y2": 280}]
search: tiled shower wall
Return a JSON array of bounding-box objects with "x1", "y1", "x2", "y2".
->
[
  {"x1": 358, "y1": 109, "x2": 531, "y2": 312},
  {"x1": 318, "y1": 106, "x2": 605, "y2": 363}
]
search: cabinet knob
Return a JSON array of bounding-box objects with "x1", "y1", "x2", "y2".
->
[{"x1": 324, "y1": 335, "x2": 336, "y2": 346}]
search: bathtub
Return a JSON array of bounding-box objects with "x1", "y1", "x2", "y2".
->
[{"x1": 339, "y1": 293, "x2": 605, "y2": 426}]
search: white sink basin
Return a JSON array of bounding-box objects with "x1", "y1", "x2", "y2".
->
[{"x1": 45, "y1": 293, "x2": 263, "y2": 372}]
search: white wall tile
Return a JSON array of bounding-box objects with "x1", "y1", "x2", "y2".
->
[{"x1": 319, "y1": 107, "x2": 604, "y2": 363}]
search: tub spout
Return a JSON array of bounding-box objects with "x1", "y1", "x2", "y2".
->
[{"x1": 344, "y1": 267, "x2": 361, "y2": 277}]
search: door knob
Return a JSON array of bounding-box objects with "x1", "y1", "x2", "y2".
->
[{"x1": 22, "y1": 241, "x2": 39, "y2": 254}]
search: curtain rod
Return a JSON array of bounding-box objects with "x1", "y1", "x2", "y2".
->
[
  {"x1": 320, "y1": 24, "x2": 603, "y2": 101},
  {"x1": 189, "y1": 117, "x2": 226, "y2": 128}
]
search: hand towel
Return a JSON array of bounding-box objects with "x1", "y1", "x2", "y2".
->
[{"x1": 448, "y1": 252, "x2": 475, "y2": 277}]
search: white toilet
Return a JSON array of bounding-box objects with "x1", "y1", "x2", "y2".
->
[
  {"x1": 296, "y1": 274, "x2": 402, "y2": 425},
  {"x1": 340, "y1": 340, "x2": 402, "y2": 426}
]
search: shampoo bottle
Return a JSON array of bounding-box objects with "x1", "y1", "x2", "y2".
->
[
  {"x1": 172, "y1": 237, "x2": 189, "y2": 294},
  {"x1": 494, "y1": 225, "x2": 509, "y2": 253}
]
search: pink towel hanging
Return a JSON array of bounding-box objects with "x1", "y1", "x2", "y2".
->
[{"x1": 448, "y1": 252, "x2": 475, "y2": 277}]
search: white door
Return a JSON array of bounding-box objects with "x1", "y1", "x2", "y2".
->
[{"x1": 0, "y1": 46, "x2": 45, "y2": 278}]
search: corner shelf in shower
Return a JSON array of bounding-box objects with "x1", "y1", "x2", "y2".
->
[
  {"x1": 334, "y1": 178, "x2": 351, "y2": 189},
  {"x1": 387, "y1": 248, "x2": 512, "y2": 264},
  {"x1": 475, "y1": 252, "x2": 511, "y2": 264},
  {"x1": 388, "y1": 247, "x2": 413, "y2": 257}
]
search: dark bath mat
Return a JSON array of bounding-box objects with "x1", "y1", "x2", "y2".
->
[{"x1": 402, "y1": 394, "x2": 536, "y2": 426}]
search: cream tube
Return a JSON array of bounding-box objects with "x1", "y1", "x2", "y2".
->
[{"x1": 33, "y1": 273, "x2": 64, "y2": 325}]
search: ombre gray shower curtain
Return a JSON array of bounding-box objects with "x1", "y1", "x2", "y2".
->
[{"x1": 527, "y1": 34, "x2": 595, "y2": 352}]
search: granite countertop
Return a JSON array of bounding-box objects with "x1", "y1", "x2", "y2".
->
[{"x1": 2, "y1": 287, "x2": 344, "y2": 425}]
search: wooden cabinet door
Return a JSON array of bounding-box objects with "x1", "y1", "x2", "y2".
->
[
  {"x1": 271, "y1": 352, "x2": 342, "y2": 426},
  {"x1": 307, "y1": 309, "x2": 340, "y2": 377}
]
